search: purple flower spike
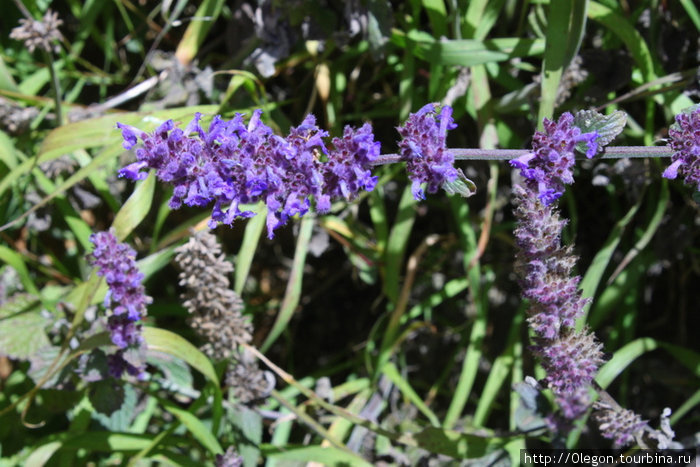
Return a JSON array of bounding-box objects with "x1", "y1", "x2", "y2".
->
[
  {"x1": 117, "y1": 111, "x2": 382, "y2": 238},
  {"x1": 88, "y1": 229, "x2": 150, "y2": 378},
  {"x1": 322, "y1": 123, "x2": 380, "y2": 206},
  {"x1": 397, "y1": 103, "x2": 459, "y2": 200},
  {"x1": 663, "y1": 108, "x2": 700, "y2": 190},
  {"x1": 511, "y1": 112, "x2": 599, "y2": 205}
]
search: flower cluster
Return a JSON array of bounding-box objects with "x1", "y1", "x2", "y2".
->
[
  {"x1": 593, "y1": 401, "x2": 647, "y2": 447},
  {"x1": 663, "y1": 107, "x2": 700, "y2": 191},
  {"x1": 174, "y1": 229, "x2": 252, "y2": 360},
  {"x1": 88, "y1": 230, "x2": 151, "y2": 377},
  {"x1": 511, "y1": 112, "x2": 598, "y2": 205},
  {"x1": 397, "y1": 103, "x2": 459, "y2": 200},
  {"x1": 118, "y1": 110, "x2": 379, "y2": 238},
  {"x1": 512, "y1": 113, "x2": 603, "y2": 424}
]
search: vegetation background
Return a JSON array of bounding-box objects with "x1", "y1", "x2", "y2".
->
[{"x1": 0, "y1": 0, "x2": 698, "y2": 465}]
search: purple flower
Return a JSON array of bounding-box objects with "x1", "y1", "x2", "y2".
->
[
  {"x1": 593, "y1": 401, "x2": 648, "y2": 447},
  {"x1": 88, "y1": 229, "x2": 150, "y2": 378},
  {"x1": 319, "y1": 123, "x2": 380, "y2": 210},
  {"x1": 535, "y1": 329, "x2": 604, "y2": 394},
  {"x1": 397, "y1": 103, "x2": 459, "y2": 200},
  {"x1": 663, "y1": 108, "x2": 700, "y2": 190},
  {"x1": 511, "y1": 112, "x2": 599, "y2": 205},
  {"x1": 511, "y1": 113, "x2": 607, "y2": 428},
  {"x1": 512, "y1": 185, "x2": 588, "y2": 339},
  {"x1": 117, "y1": 111, "x2": 381, "y2": 238}
]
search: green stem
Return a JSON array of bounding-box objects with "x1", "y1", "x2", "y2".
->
[{"x1": 43, "y1": 50, "x2": 63, "y2": 126}]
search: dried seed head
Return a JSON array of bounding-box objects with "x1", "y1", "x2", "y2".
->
[
  {"x1": 10, "y1": 9, "x2": 63, "y2": 54},
  {"x1": 224, "y1": 348, "x2": 275, "y2": 404},
  {"x1": 174, "y1": 230, "x2": 252, "y2": 360}
]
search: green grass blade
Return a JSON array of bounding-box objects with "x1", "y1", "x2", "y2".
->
[
  {"x1": 538, "y1": 0, "x2": 588, "y2": 123},
  {"x1": 235, "y1": 204, "x2": 267, "y2": 294},
  {"x1": 383, "y1": 186, "x2": 416, "y2": 303},
  {"x1": 588, "y1": 2, "x2": 656, "y2": 81},
  {"x1": 159, "y1": 397, "x2": 223, "y2": 455},
  {"x1": 142, "y1": 327, "x2": 219, "y2": 386},
  {"x1": 382, "y1": 362, "x2": 440, "y2": 426},
  {"x1": 175, "y1": 0, "x2": 225, "y2": 65},
  {"x1": 112, "y1": 171, "x2": 156, "y2": 241},
  {"x1": 261, "y1": 214, "x2": 314, "y2": 351},
  {"x1": 392, "y1": 32, "x2": 545, "y2": 67}
]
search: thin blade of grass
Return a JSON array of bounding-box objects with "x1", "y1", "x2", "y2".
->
[{"x1": 261, "y1": 214, "x2": 314, "y2": 351}]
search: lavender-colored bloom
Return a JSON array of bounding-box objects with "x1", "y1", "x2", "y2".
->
[
  {"x1": 511, "y1": 112, "x2": 599, "y2": 205},
  {"x1": 319, "y1": 123, "x2": 380, "y2": 211},
  {"x1": 88, "y1": 230, "x2": 150, "y2": 378},
  {"x1": 397, "y1": 103, "x2": 459, "y2": 200},
  {"x1": 512, "y1": 184, "x2": 588, "y2": 339},
  {"x1": 536, "y1": 329, "x2": 604, "y2": 395},
  {"x1": 663, "y1": 108, "x2": 700, "y2": 190},
  {"x1": 117, "y1": 111, "x2": 380, "y2": 238},
  {"x1": 512, "y1": 113, "x2": 606, "y2": 427},
  {"x1": 593, "y1": 401, "x2": 648, "y2": 447}
]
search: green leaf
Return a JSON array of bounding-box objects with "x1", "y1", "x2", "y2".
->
[
  {"x1": 574, "y1": 110, "x2": 627, "y2": 150},
  {"x1": 148, "y1": 351, "x2": 194, "y2": 393},
  {"x1": 91, "y1": 382, "x2": 138, "y2": 432},
  {"x1": 235, "y1": 204, "x2": 267, "y2": 294},
  {"x1": 400, "y1": 426, "x2": 506, "y2": 459},
  {"x1": 175, "y1": 0, "x2": 225, "y2": 65},
  {"x1": 25, "y1": 441, "x2": 62, "y2": 467},
  {"x1": 393, "y1": 32, "x2": 545, "y2": 67},
  {"x1": 382, "y1": 362, "x2": 440, "y2": 426},
  {"x1": 261, "y1": 214, "x2": 314, "y2": 351},
  {"x1": 0, "y1": 56, "x2": 19, "y2": 93},
  {"x1": 0, "y1": 294, "x2": 50, "y2": 359},
  {"x1": 143, "y1": 327, "x2": 219, "y2": 385},
  {"x1": 0, "y1": 246, "x2": 40, "y2": 295},
  {"x1": 160, "y1": 398, "x2": 223, "y2": 455},
  {"x1": 383, "y1": 186, "x2": 416, "y2": 303},
  {"x1": 112, "y1": 171, "x2": 156, "y2": 241},
  {"x1": 229, "y1": 405, "x2": 263, "y2": 467},
  {"x1": 442, "y1": 169, "x2": 477, "y2": 198},
  {"x1": 538, "y1": 0, "x2": 588, "y2": 122},
  {"x1": 597, "y1": 337, "x2": 659, "y2": 388},
  {"x1": 261, "y1": 445, "x2": 373, "y2": 467},
  {"x1": 0, "y1": 130, "x2": 18, "y2": 170}
]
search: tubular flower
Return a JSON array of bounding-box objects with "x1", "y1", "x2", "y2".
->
[
  {"x1": 397, "y1": 103, "x2": 459, "y2": 200},
  {"x1": 663, "y1": 107, "x2": 700, "y2": 190},
  {"x1": 88, "y1": 230, "x2": 151, "y2": 377},
  {"x1": 117, "y1": 111, "x2": 379, "y2": 238},
  {"x1": 510, "y1": 112, "x2": 599, "y2": 205}
]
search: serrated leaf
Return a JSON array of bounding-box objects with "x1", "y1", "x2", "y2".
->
[
  {"x1": 0, "y1": 295, "x2": 50, "y2": 359},
  {"x1": 28, "y1": 345, "x2": 71, "y2": 387},
  {"x1": 229, "y1": 405, "x2": 262, "y2": 467},
  {"x1": 574, "y1": 110, "x2": 627, "y2": 149},
  {"x1": 89, "y1": 380, "x2": 126, "y2": 416},
  {"x1": 442, "y1": 169, "x2": 477, "y2": 198},
  {"x1": 147, "y1": 350, "x2": 194, "y2": 392},
  {"x1": 91, "y1": 382, "x2": 138, "y2": 431}
]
